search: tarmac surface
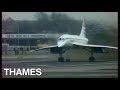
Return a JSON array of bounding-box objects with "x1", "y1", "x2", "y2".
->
[{"x1": 2, "y1": 56, "x2": 118, "y2": 78}]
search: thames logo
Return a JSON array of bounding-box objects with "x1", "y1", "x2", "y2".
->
[{"x1": 4, "y1": 68, "x2": 42, "y2": 76}]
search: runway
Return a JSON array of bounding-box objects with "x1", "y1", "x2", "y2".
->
[{"x1": 2, "y1": 58, "x2": 118, "y2": 78}]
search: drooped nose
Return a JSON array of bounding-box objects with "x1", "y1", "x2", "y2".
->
[{"x1": 57, "y1": 41, "x2": 65, "y2": 47}]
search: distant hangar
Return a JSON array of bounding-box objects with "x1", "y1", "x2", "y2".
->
[
  {"x1": 2, "y1": 34, "x2": 61, "y2": 39},
  {"x1": 2, "y1": 34, "x2": 62, "y2": 46}
]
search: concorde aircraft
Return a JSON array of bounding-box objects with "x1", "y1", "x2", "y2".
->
[{"x1": 30, "y1": 17, "x2": 118, "y2": 62}]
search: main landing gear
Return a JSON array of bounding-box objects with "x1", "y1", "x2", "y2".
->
[
  {"x1": 58, "y1": 48, "x2": 96, "y2": 62},
  {"x1": 89, "y1": 48, "x2": 95, "y2": 62}
]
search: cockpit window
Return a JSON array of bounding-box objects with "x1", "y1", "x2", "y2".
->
[
  {"x1": 59, "y1": 38, "x2": 64, "y2": 41},
  {"x1": 59, "y1": 38, "x2": 61, "y2": 40}
]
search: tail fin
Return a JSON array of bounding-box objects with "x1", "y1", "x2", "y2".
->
[{"x1": 79, "y1": 17, "x2": 87, "y2": 38}]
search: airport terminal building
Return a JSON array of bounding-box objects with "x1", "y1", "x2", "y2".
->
[{"x1": 2, "y1": 34, "x2": 61, "y2": 47}]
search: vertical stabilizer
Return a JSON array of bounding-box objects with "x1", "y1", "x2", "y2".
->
[{"x1": 79, "y1": 17, "x2": 87, "y2": 38}]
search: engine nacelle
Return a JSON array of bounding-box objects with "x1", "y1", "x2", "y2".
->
[
  {"x1": 93, "y1": 47, "x2": 108, "y2": 53},
  {"x1": 50, "y1": 47, "x2": 66, "y2": 54}
]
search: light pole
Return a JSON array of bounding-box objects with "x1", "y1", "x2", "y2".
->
[
  {"x1": 28, "y1": 39, "x2": 30, "y2": 51},
  {"x1": 17, "y1": 22, "x2": 20, "y2": 54}
]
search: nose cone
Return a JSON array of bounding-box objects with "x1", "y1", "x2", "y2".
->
[{"x1": 57, "y1": 41, "x2": 65, "y2": 47}]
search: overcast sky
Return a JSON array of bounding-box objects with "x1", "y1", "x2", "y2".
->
[{"x1": 2, "y1": 12, "x2": 118, "y2": 26}]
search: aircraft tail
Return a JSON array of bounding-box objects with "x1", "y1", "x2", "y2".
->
[{"x1": 79, "y1": 17, "x2": 87, "y2": 38}]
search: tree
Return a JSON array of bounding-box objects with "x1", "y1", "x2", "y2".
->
[
  {"x1": 51, "y1": 12, "x2": 71, "y2": 21},
  {"x1": 2, "y1": 14, "x2": 16, "y2": 34},
  {"x1": 34, "y1": 12, "x2": 50, "y2": 21}
]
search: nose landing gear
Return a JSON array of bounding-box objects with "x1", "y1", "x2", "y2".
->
[
  {"x1": 58, "y1": 57, "x2": 64, "y2": 62},
  {"x1": 89, "y1": 56, "x2": 95, "y2": 62},
  {"x1": 58, "y1": 53, "x2": 64, "y2": 62},
  {"x1": 58, "y1": 57, "x2": 71, "y2": 62},
  {"x1": 58, "y1": 53, "x2": 70, "y2": 62},
  {"x1": 66, "y1": 59, "x2": 70, "y2": 62}
]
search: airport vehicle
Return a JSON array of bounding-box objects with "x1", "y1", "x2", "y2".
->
[{"x1": 30, "y1": 18, "x2": 118, "y2": 62}]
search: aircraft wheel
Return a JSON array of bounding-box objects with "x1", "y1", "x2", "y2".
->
[
  {"x1": 58, "y1": 57, "x2": 64, "y2": 62},
  {"x1": 89, "y1": 56, "x2": 95, "y2": 62},
  {"x1": 66, "y1": 59, "x2": 70, "y2": 62}
]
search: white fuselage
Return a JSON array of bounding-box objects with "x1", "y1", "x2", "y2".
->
[{"x1": 57, "y1": 34, "x2": 88, "y2": 47}]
